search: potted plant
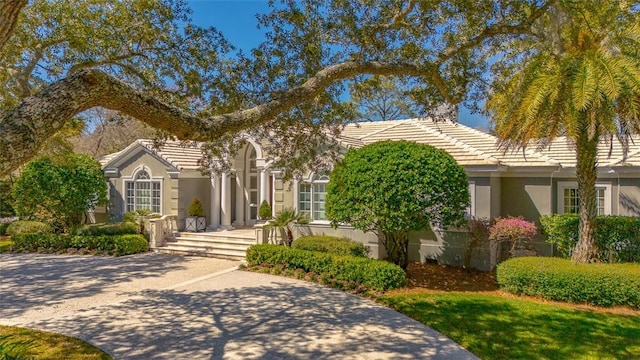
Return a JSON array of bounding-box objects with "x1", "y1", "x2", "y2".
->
[
  {"x1": 258, "y1": 199, "x2": 272, "y2": 222},
  {"x1": 186, "y1": 197, "x2": 206, "y2": 232},
  {"x1": 265, "y1": 208, "x2": 309, "y2": 246}
]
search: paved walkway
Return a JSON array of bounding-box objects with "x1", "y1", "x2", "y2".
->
[{"x1": 0, "y1": 253, "x2": 478, "y2": 359}]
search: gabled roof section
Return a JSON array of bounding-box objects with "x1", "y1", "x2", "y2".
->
[
  {"x1": 100, "y1": 139, "x2": 204, "y2": 171},
  {"x1": 342, "y1": 119, "x2": 557, "y2": 167}
]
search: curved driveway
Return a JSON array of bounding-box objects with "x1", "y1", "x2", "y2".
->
[{"x1": 0, "y1": 253, "x2": 477, "y2": 359}]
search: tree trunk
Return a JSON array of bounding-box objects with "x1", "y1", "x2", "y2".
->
[
  {"x1": 571, "y1": 121, "x2": 600, "y2": 263},
  {"x1": 382, "y1": 231, "x2": 409, "y2": 270},
  {"x1": 0, "y1": 0, "x2": 26, "y2": 50}
]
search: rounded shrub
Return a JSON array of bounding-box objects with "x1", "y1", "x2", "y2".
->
[
  {"x1": 497, "y1": 257, "x2": 640, "y2": 308},
  {"x1": 246, "y1": 244, "x2": 405, "y2": 291},
  {"x1": 75, "y1": 222, "x2": 138, "y2": 236},
  {"x1": 188, "y1": 198, "x2": 205, "y2": 217},
  {"x1": 6, "y1": 220, "x2": 52, "y2": 236},
  {"x1": 0, "y1": 222, "x2": 9, "y2": 236},
  {"x1": 292, "y1": 235, "x2": 369, "y2": 257}
]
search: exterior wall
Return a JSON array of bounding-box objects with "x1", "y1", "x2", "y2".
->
[
  {"x1": 470, "y1": 177, "x2": 492, "y2": 219},
  {"x1": 618, "y1": 178, "x2": 640, "y2": 216},
  {"x1": 106, "y1": 151, "x2": 177, "y2": 222},
  {"x1": 177, "y1": 177, "x2": 211, "y2": 231},
  {"x1": 500, "y1": 177, "x2": 551, "y2": 220}
]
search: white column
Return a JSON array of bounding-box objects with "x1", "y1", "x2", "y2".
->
[
  {"x1": 234, "y1": 170, "x2": 245, "y2": 226},
  {"x1": 220, "y1": 172, "x2": 232, "y2": 229},
  {"x1": 209, "y1": 174, "x2": 220, "y2": 229},
  {"x1": 259, "y1": 168, "x2": 270, "y2": 208}
]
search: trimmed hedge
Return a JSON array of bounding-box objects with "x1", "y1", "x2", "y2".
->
[
  {"x1": 6, "y1": 220, "x2": 52, "y2": 236},
  {"x1": 75, "y1": 222, "x2": 138, "y2": 236},
  {"x1": 0, "y1": 223, "x2": 8, "y2": 236},
  {"x1": 11, "y1": 233, "x2": 148, "y2": 256},
  {"x1": 292, "y1": 235, "x2": 369, "y2": 257},
  {"x1": 246, "y1": 244, "x2": 406, "y2": 291},
  {"x1": 497, "y1": 257, "x2": 640, "y2": 308},
  {"x1": 540, "y1": 214, "x2": 640, "y2": 262}
]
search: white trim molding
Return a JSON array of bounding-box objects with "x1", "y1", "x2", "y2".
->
[
  {"x1": 557, "y1": 181, "x2": 612, "y2": 215},
  {"x1": 121, "y1": 166, "x2": 164, "y2": 214}
]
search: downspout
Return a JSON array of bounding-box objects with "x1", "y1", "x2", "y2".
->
[
  {"x1": 549, "y1": 165, "x2": 562, "y2": 256},
  {"x1": 607, "y1": 167, "x2": 620, "y2": 215}
]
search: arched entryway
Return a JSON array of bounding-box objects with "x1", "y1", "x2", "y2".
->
[{"x1": 208, "y1": 138, "x2": 272, "y2": 230}]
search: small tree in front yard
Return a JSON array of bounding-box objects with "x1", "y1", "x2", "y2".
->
[
  {"x1": 12, "y1": 153, "x2": 107, "y2": 232},
  {"x1": 326, "y1": 140, "x2": 469, "y2": 269},
  {"x1": 489, "y1": 216, "x2": 537, "y2": 257}
]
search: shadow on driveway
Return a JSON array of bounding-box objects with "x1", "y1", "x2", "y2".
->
[
  {"x1": 28, "y1": 272, "x2": 477, "y2": 359},
  {"x1": 0, "y1": 253, "x2": 189, "y2": 318}
]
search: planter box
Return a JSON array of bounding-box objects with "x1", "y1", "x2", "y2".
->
[{"x1": 186, "y1": 216, "x2": 206, "y2": 232}]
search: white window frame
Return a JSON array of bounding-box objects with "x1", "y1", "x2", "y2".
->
[
  {"x1": 297, "y1": 173, "x2": 330, "y2": 223},
  {"x1": 121, "y1": 166, "x2": 163, "y2": 214},
  {"x1": 557, "y1": 181, "x2": 611, "y2": 215}
]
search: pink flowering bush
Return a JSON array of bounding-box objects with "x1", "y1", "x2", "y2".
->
[{"x1": 489, "y1": 216, "x2": 537, "y2": 255}]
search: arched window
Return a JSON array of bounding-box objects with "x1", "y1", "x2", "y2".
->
[
  {"x1": 125, "y1": 169, "x2": 161, "y2": 213},
  {"x1": 298, "y1": 173, "x2": 329, "y2": 221}
]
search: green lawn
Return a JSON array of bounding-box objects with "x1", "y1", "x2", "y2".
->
[
  {"x1": 0, "y1": 325, "x2": 111, "y2": 360},
  {"x1": 378, "y1": 292, "x2": 640, "y2": 360},
  {"x1": 0, "y1": 239, "x2": 12, "y2": 252}
]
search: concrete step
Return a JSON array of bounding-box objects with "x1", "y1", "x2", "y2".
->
[
  {"x1": 154, "y1": 247, "x2": 245, "y2": 260},
  {"x1": 174, "y1": 236, "x2": 255, "y2": 246},
  {"x1": 171, "y1": 236, "x2": 256, "y2": 247},
  {"x1": 178, "y1": 231, "x2": 255, "y2": 241},
  {"x1": 167, "y1": 239, "x2": 252, "y2": 251}
]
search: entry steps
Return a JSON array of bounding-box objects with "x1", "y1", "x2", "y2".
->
[{"x1": 155, "y1": 230, "x2": 255, "y2": 260}]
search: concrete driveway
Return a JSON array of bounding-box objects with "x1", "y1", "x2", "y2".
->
[{"x1": 0, "y1": 253, "x2": 477, "y2": 359}]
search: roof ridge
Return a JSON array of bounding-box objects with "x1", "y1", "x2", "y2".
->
[
  {"x1": 411, "y1": 120, "x2": 501, "y2": 165},
  {"x1": 139, "y1": 139, "x2": 186, "y2": 171},
  {"x1": 356, "y1": 120, "x2": 407, "y2": 140}
]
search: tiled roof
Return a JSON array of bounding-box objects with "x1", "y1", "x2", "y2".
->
[
  {"x1": 101, "y1": 119, "x2": 640, "y2": 171},
  {"x1": 100, "y1": 139, "x2": 204, "y2": 171},
  {"x1": 342, "y1": 119, "x2": 556, "y2": 167}
]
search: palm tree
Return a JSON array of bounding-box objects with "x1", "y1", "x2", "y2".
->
[
  {"x1": 265, "y1": 208, "x2": 310, "y2": 246},
  {"x1": 487, "y1": 2, "x2": 640, "y2": 263}
]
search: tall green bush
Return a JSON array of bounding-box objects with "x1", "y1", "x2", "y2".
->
[
  {"x1": 326, "y1": 140, "x2": 469, "y2": 269},
  {"x1": 12, "y1": 154, "x2": 107, "y2": 232},
  {"x1": 540, "y1": 214, "x2": 640, "y2": 262}
]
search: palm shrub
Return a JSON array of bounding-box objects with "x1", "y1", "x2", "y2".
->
[
  {"x1": 266, "y1": 208, "x2": 309, "y2": 246},
  {"x1": 124, "y1": 209, "x2": 159, "y2": 235}
]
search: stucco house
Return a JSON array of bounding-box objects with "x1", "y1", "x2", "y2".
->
[{"x1": 98, "y1": 118, "x2": 640, "y2": 269}]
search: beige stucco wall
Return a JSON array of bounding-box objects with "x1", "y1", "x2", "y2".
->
[
  {"x1": 177, "y1": 176, "x2": 211, "y2": 230},
  {"x1": 106, "y1": 151, "x2": 178, "y2": 222},
  {"x1": 500, "y1": 177, "x2": 551, "y2": 220},
  {"x1": 618, "y1": 178, "x2": 640, "y2": 216}
]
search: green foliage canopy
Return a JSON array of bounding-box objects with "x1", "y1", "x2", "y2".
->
[
  {"x1": 12, "y1": 153, "x2": 107, "y2": 231},
  {"x1": 326, "y1": 141, "x2": 469, "y2": 268}
]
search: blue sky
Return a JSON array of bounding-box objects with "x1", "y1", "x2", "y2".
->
[{"x1": 186, "y1": 0, "x2": 488, "y2": 129}]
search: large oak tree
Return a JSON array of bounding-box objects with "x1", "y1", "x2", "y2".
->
[
  {"x1": 0, "y1": 0, "x2": 553, "y2": 177},
  {"x1": 2, "y1": 1, "x2": 639, "y2": 263}
]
